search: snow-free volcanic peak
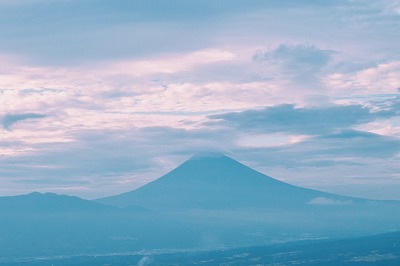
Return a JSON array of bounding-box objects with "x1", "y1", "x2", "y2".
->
[{"x1": 97, "y1": 153, "x2": 357, "y2": 210}]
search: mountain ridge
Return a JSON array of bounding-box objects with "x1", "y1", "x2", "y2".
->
[{"x1": 0, "y1": 191, "x2": 112, "y2": 213}]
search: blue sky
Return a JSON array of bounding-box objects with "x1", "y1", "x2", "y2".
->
[{"x1": 1, "y1": 0, "x2": 400, "y2": 200}]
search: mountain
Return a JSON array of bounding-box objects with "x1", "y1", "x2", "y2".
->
[
  {"x1": 97, "y1": 153, "x2": 366, "y2": 210},
  {"x1": 2, "y1": 154, "x2": 400, "y2": 259},
  {"x1": 0, "y1": 192, "x2": 198, "y2": 258},
  {"x1": 0, "y1": 192, "x2": 110, "y2": 213},
  {"x1": 96, "y1": 153, "x2": 400, "y2": 244}
]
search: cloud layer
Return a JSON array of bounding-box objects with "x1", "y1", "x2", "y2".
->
[
  {"x1": 209, "y1": 104, "x2": 396, "y2": 135},
  {"x1": 0, "y1": 0, "x2": 400, "y2": 200}
]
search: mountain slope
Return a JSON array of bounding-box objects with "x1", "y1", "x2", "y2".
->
[{"x1": 97, "y1": 153, "x2": 365, "y2": 210}]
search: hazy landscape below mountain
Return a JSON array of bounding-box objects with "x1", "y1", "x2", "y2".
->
[
  {"x1": 3, "y1": 231, "x2": 399, "y2": 265},
  {"x1": 1, "y1": 154, "x2": 400, "y2": 259}
]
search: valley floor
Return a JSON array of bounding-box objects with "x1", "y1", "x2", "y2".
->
[{"x1": 3, "y1": 231, "x2": 399, "y2": 266}]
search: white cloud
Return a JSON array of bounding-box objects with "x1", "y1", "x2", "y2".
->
[
  {"x1": 0, "y1": 49, "x2": 290, "y2": 144},
  {"x1": 307, "y1": 197, "x2": 353, "y2": 205},
  {"x1": 326, "y1": 61, "x2": 400, "y2": 94},
  {"x1": 105, "y1": 49, "x2": 237, "y2": 76},
  {"x1": 356, "y1": 118, "x2": 400, "y2": 137},
  {"x1": 0, "y1": 146, "x2": 36, "y2": 157},
  {"x1": 237, "y1": 133, "x2": 311, "y2": 148}
]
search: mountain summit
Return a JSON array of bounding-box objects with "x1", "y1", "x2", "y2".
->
[{"x1": 97, "y1": 154, "x2": 353, "y2": 210}]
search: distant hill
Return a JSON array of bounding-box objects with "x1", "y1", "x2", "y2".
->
[
  {"x1": 0, "y1": 192, "x2": 199, "y2": 258},
  {"x1": 0, "y1": 192, "x2": 110, "y2": 213}
]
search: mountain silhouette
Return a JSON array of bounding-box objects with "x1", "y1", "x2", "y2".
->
[
  {"x1": 95, "y1": 153, "x2": 400, "y2": 246},
  {"x1": 97, "y1": 153, "x2": 364, "y2": 210},
  {"x1": 0, "y1": 192, "x2": 110, "y2": 213}
]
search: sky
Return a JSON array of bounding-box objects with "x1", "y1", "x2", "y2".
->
[{"x1": 1, "y1": 0, "x2": 400, "y2": 200}]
